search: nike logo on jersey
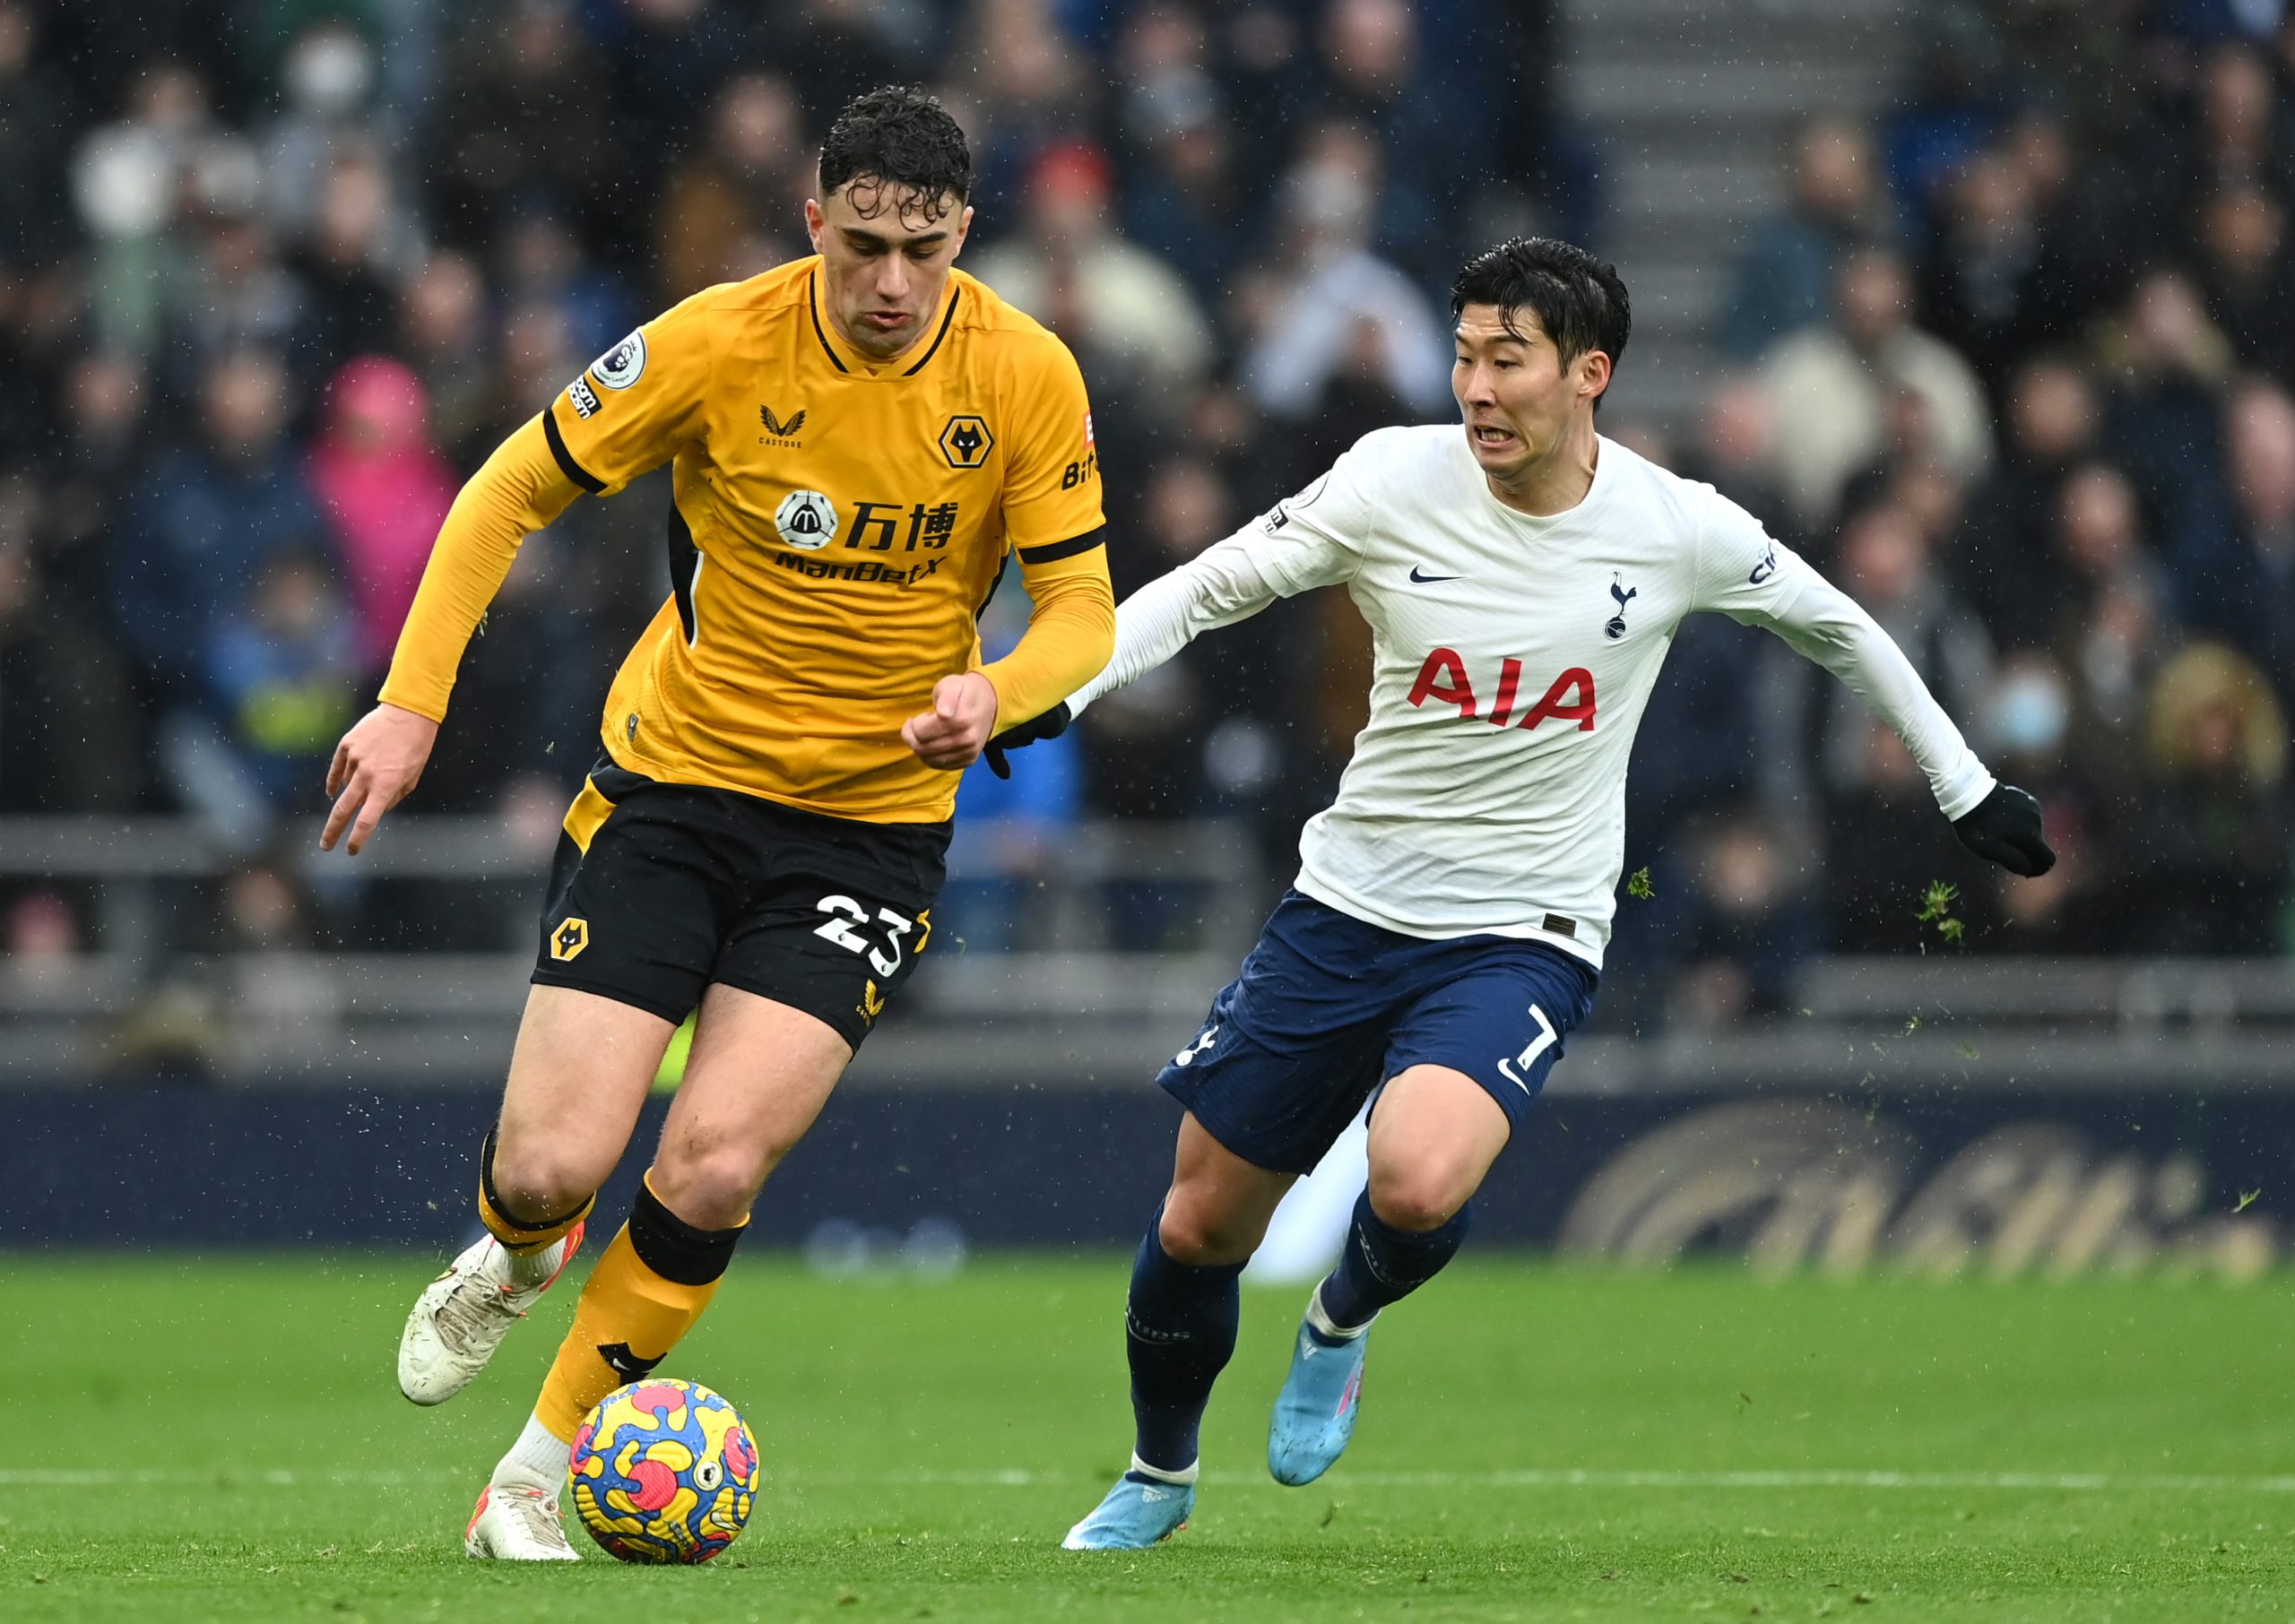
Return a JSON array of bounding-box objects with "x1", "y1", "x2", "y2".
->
[
  {"x1": 1749, "y1": 543, "x2": 1778, "y2": 585},
  {"x1": 1408, "y1": 566, "x2": 1462, "y2": 583}
]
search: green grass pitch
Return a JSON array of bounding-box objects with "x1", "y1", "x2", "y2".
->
[{"x1": 3, "y1": 1255, "x2": 2292, "y2": 1622}]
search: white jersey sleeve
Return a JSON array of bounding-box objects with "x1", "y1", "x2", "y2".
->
[
  {"x1": 1228, "y1": 442, "x2": 1377, "y2": 596},
  {"x1": 1692, "y1": 491, "x2": 1995, "y2": 820},
  {"x1": 1068, "y1": 444, "x2": 1374, "y2": 714}
]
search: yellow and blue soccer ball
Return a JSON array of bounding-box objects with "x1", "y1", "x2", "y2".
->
[{"x1": 568, "y1": 1378, "x2": 760, "y2": 1563}]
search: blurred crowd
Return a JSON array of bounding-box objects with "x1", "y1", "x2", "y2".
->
[
  {"x1": 0, "y1": 0, "x2": 2286, "y2": 1030},
  {"x1": 0, "y1": 0, "x2": 1564, "y2": 970},
  {"x1": 1598, "y1": 0, "x2": 2295, "y2": 1027}
]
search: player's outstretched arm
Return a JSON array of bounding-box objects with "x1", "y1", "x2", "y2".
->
[
  {"x1": 1744, "y1": 557, "x2": 2055, "y2": 877},
  {"x1": 321, "y1": 416, "x2": 585, "y2": 856},
  {"x1": 979, "y1": 441, "x2": 1373, "y2": 774},
  {"x1": 980, "y1": 529, "x2": 1295, "y2": 782},
  {"x1": 970, "y1": 540, "x2": 1115, "y2": 758}
]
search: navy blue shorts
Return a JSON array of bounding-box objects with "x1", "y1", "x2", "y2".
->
[{"x1": 1157, "y1": 890, "x2": 1599, "y2": 1174}]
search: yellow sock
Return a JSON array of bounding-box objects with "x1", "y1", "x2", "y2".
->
[
  {"x1": 476, "y1": 1129, "x2": 594, "y2": 1256},
  {"x1": 533, "y1": 1176, "x2": 746, "y2": 1440}
]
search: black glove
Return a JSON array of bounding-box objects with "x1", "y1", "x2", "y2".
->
[
  {"x1": 1952, "y1": 782, "x2": 2056, "y2": 877},
  {"x1": 983, "y1": 701, "x2": 1072, "y2": 779}
]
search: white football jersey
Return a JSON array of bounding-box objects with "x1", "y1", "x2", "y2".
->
[{"x1": 1072, "y1": 425, "x2": 1994, "y2": 967}]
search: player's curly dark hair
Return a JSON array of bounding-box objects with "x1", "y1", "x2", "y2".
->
[
  {"x1": 1451, "y1": 238, "x2": 1632, "y2": 408},
  {"x1": 819, "y1": 86, "x2": 973, "y2": 224}
]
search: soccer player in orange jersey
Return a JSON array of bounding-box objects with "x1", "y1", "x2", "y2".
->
[{"x1": 320, "y1": 88, "x2": 1113, "y2": 1559}]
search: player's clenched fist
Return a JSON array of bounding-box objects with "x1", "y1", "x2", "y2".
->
[
  {"x1": 322, "y1": 702, "x2": 440, "y2": 855},
  {"x1": 901, "y1": 671, "x2": 1000, "y2": 771}
]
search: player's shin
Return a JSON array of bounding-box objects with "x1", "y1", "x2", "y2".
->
[
  {"x1": 527, "y1": 1175, "x2": 747, "y2": 1452},
  {"x1": 1124, "y1": 1214, "x2": 1243, "y2": 1480},
  {"x1": 1312, "y1": 1189, "x2": 1472, "y2": 1337}
]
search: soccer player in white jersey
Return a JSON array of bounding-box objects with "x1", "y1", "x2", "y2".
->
[{"x1": 986, "y1": 238, "x2": 2056, "y2": 1550}]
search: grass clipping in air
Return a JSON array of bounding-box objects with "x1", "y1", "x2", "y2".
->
[{"x1": 1917, "y1": 878, "x2": 1965, "y2": 948}]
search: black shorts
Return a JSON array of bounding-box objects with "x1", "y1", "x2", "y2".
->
[{"x1": 530, "y1": 757, "x2": 949, "y2": 1050}]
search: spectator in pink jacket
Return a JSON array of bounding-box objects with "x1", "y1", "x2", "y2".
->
[{"x1": 308, "y1": 356, "x2": 458, "y2": 670}]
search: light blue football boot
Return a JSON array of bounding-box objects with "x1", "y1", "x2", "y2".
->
[
  {"x1": 1061, "y1": 1464, "x2": 1196, "y2": 1550},
  {"x1": 1267, "y1": 1296, "x2": 1373, "y2": 1487}
]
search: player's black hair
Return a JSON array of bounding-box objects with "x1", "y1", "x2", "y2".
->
[
  {"x1": 1451, "y1": 238, "x2": 1632, "y2": 409},
  {"x1": 818, "y1": 86, "x2": 973, "y2": 224}
]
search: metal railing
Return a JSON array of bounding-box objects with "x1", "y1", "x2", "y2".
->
[
  {"x1": 1, "y1": 815, "x2": 2290, "y2": 1090},
  {"x1": 0, "y1": 813, "x2": 1268, "y2": 1082}
]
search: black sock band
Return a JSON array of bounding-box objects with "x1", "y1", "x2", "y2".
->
[
  {"x1": 1318, "y1": 1188, "x2": 1471, "y2": 1330},
  {"x1": 628, "y1": 1178, "x2": 746, "y2": 1287},
  {"x1": 479, "y1": 1128, "x2": 592, "y2": 1234}
]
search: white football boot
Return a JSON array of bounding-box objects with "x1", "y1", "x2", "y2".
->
[
  {"x1": 397, "y1": 1223, "x2": 584, "y2": 1405},
  {"x1": 463, "y1": 1480, "x2": 581, "y2": 1561}
]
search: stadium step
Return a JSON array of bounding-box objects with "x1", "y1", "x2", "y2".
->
[
  {"x1": 1558, "y1": 0, "x2": 1913, "y2": 430},
  {"x1": 1565, "y1": 62, "x2": 1894, "y2": 125}
]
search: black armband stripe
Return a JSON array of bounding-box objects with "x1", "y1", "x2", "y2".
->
[
  {"x1": 1017, "y1": 525, "x2": 1107, "y2": 565},
  {"x1": 541, "y1": 407, "x2": 605, "y2": 493}
]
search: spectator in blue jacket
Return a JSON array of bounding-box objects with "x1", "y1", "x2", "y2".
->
[
  {"x1": 200, "y1": 548, "x2": 359, "y2": 812},
  {"x1": 115, "y1": 347, "x2": 328, "y2": 691},
  {"x1": 114, "y1": 348, "x2": 331, "y2": 846}
]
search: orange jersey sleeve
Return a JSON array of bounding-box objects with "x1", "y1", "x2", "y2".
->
[
  {"x1": 541, "y1": 297, "x2": 719, "y2": 496},
  {"x1": 977, "y1": 543, "x2": 1114, "y2": 729},
  {"x1": 377, "y1": 415, "x2": 582, "y2": 723},
  {"x1": 974, "y1": 327, "x2": 1112, "y2": 726},
  {"x1": 999, "y1": 333, "x2": 1105, "y2": 557}
]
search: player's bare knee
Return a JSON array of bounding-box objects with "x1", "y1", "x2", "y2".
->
[
  {"x1": 1367, "y1": 1165, "x2": 1468, "y2": 1234},
  {"x1": 649, "y1": 1145, "x2": 766, "y2": 1231},
  {"x1": 1156, "y1": 1190, "x2": 1258, "y2": 1266},
  {"x1": 489, "y1": 1140, "x2": 599, "y2": 1222}
]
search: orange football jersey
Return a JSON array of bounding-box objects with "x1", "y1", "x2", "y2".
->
[{"x1": 385, "y1": 258, "x2": 1111, "y2": 824}]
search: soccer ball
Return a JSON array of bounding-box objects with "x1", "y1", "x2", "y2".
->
[{"x1": 568, "y1": 1378, "x2": 760, "y2": 1563}]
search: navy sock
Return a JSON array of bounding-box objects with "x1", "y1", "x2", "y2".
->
[
  {"x1": 1313, "y1": 1189, "x2": 1471, "y2": 1337},
  {"x1": 1124, "y1": 1216, "x2": 1243, "y2": 1474}
]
